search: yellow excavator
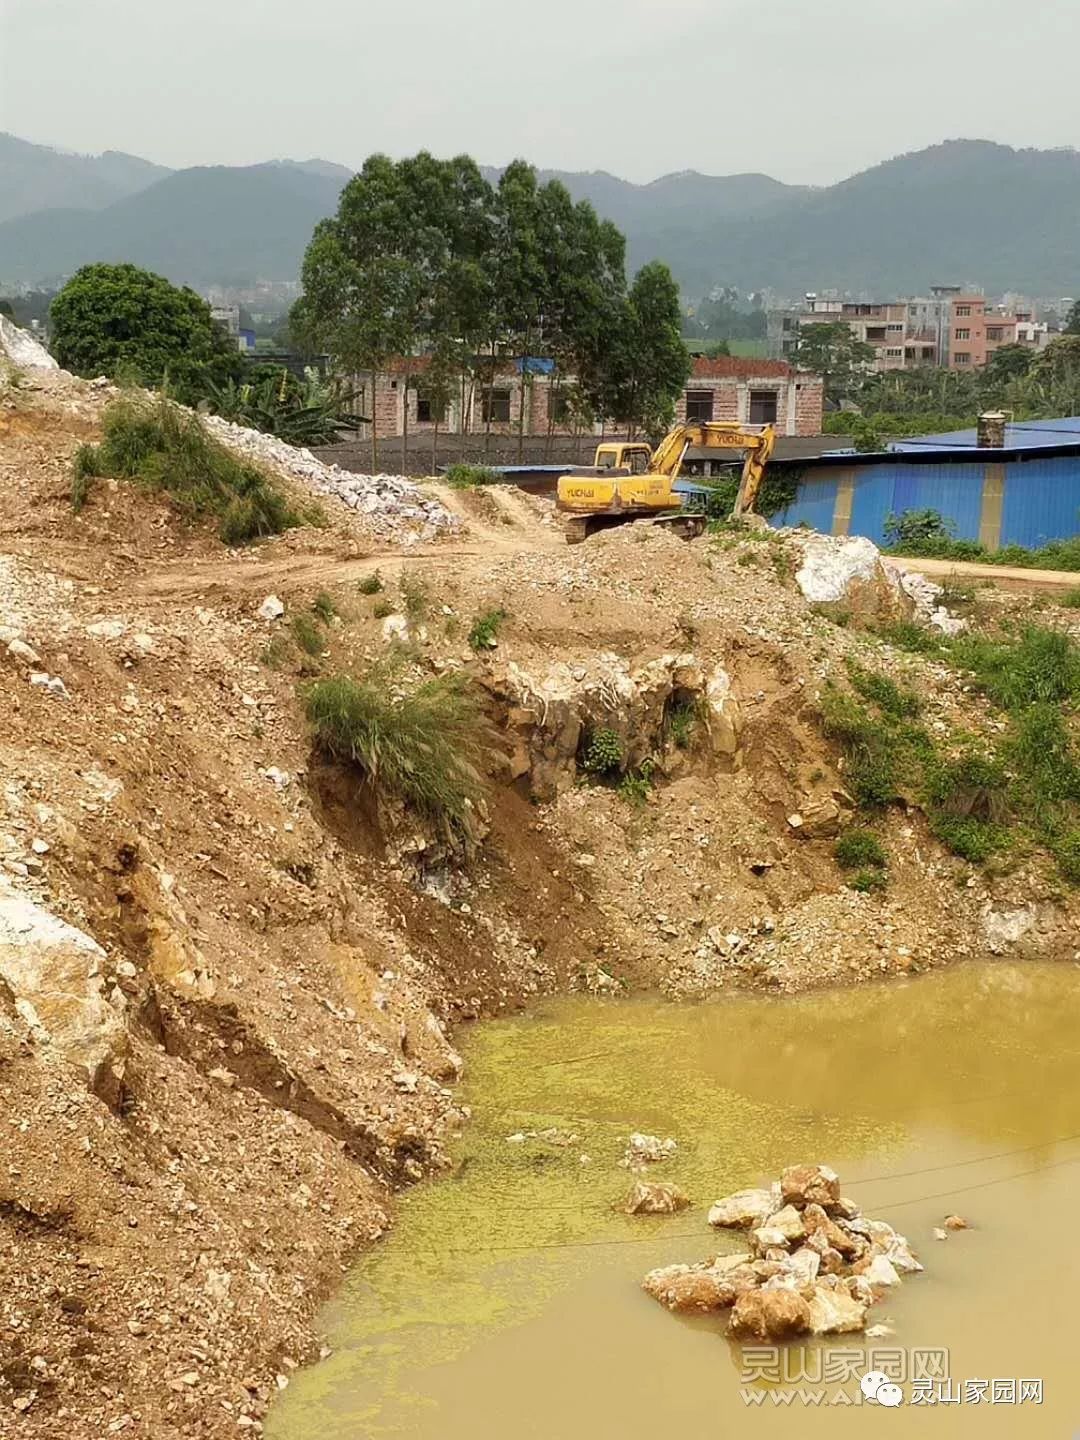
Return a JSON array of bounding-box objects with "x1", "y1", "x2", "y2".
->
[{"x1": 556, "y1": 421, "x2": 776, "y2": 544}]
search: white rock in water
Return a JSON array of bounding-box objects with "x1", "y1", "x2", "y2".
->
[
  {"x1": 807, "y1": 1283, "x2": 867, "y2": 1335},
  {"x1": 708, "y1": 1187, "x2": 775, "y2": 1229},
  {"x1": 861, "y1": 1254, "x2": 902, "y2": 1288},
  {"x1": 259, "y1": 595, "x2": 285, "y2": 621},
  {"x1": 621, "y1": 1132, "x2": 677, "y2": 1167}
]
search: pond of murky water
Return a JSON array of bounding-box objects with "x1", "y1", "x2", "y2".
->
[{"x1": 268, "y1": 963, "x2": 1080, "y2": 1436}]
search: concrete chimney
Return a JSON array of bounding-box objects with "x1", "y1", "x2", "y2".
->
[{"x1": 977, "y1": 411, "x2": 1007, "y2": 448}]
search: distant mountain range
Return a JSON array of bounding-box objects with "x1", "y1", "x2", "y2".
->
[{"x1": 1, "y1": 134, "x2": 1077, "y2": 299}]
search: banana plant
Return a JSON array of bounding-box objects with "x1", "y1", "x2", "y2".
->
[{"x1": 205, "y1": 367, "x2": 364, "y2": 447}]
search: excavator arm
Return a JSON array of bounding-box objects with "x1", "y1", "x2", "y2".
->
[{"x1": 647, "y1": 421, "x2": 776, "y2": 518}]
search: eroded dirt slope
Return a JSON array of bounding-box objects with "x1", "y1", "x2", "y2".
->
[{"x1": 0, "y1": 366, "x2": 1075, "y2": 1438}]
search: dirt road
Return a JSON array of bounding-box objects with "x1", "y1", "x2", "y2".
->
[{"x1": 893, "y1": 554, "x2": 1080, "y2": 594}]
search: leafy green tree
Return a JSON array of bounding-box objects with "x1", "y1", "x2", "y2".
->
[
  {"x1": 794, "y1": 322, "x2": 874, "y2": 402},
  {"x1": 1024, "y1": 334, "x2": 1080, "y2": 416},
  {"x1": 1064, "y1": 299, "x2": 1080, "y2": 336},
  {"x1": 599, "y1": 262, "x2": 692, "y2": 440},
  {"x1": 533, "y1": 183, "x2": 625, "y2": 455},
  {"x1": 488, "y1": 162, "x2": 546, "y2": 458},
  {"x1": 980, "y1": 343, "x2": 1034, "y2": 386},
  {"x1": 292, "y1": 156, "x2": 417, "y2": 472},
  {"x1": 50, "y1": 263, "x2": 241, "y2": 404},
  {"x1": 685, "y1": 292, "x2": 767, "y2": 344}
]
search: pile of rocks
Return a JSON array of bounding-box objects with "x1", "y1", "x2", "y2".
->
[
  {"x1": 201, "y1": 413, "x2": 458, "y2": 543},
  {"x1": 643, "y1": 1163, "x2": 922, "y2": 1339},
  {"x1": 896, "y1": 566, "x2": 968, "y2": 635}
]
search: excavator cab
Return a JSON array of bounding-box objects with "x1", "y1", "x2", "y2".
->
[{"x1": 594, "y1": 443, "x2": 652, "y2": 474}]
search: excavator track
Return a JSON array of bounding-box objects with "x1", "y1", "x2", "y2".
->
[{"x1": 564, "y1": 511, "x2": 706, "y2": 545}]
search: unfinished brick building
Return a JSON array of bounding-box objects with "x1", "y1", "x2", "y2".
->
[{"x1": 355, "y1": 355, "x2": 824, "y2": 445}]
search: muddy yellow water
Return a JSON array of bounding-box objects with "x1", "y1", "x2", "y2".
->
[{"x1": 268, "y1": 963, "x2": 1080, "y2": 1437}]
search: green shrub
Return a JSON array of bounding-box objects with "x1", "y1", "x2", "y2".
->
[
  {"x1": 445, "y1": 463, "x2": 499, "y2": 489},
  {"x1": 1007, "y1": 703, "x2": 1080, "y2": 826},
  {"x1": 618, "y1": 761, "x2": 655, "y2": 807},
  {"x1": 71, "y1": 443, "x2": 101, "y2": 513},
  {"x1": 358, "y1": 570, "x2": 384, "y2": 596},
  {"x1": 400, "y1": 574, "x2": 430, "y2": 621},
  {"x1": 1052, "y1": 829, "x2": 1080, "y2": 883},
  {"x1": 312, "y1": 591, "x2": 337, "y2": 623},
  {"x1": 929, "y1": 813, "x2": 1006, "y2": 864},
  {"x1": 261, "y1": 635, "x2": 291, "y2": 671},
  {"x1": 846, "y1": 660, "x2": 921, "y2": 718},
  {"x1": 582, "y1": 727, "x2": 624, "y2": 775},
  {"x1": 50, "y1": 261, "x2": 242, "y2": 406},
  {"x1": 665, "y1": 699, "x2": 702, "y2": 751},
  {"x1": 951, "y1": 625, "x2": 1080, "y2": 709},
  {"x1": 468, "y1": 607, "x2": 507, "y2": 651},
  {"x1": 883, "y1": 508, "x2": 955, "y2": 549},
  {"x1": 72, "y1": 394, "x2": 307, "y2": 544},
  {"x1": 206, "y1": 367, "x2": 361, "y2": 447},
  {"x1": 833, "y1": 829, "x2": 887, "y2": 870},
  {"x1": 927, "y1": 751, "x2": 1009, "y2": 822},
  {"x1": 291, "y1": 613, "x2": 324, "y2": 657},
  {"x1": 305, "y1": 667, "x2": 485, "y2": 838},
  {"x1": 875, "y1": 621, "x2": 943, "y2": 655},
  {"x1": 849, "y1": 867, "x2": 888, "y2": 893},
  {"x1": 373, "y1": 599, "x2": 394, "y2": 620}
]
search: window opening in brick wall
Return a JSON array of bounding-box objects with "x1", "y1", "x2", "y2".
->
[
  {"x1": 685, "y1": 389, "x2": 714, "y2": 423},
  {"x1": 481, "y1": 390, "x2": 512, "y2": 424}
]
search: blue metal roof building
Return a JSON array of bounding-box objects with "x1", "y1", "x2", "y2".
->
[{"x1": 768, "y1": 419, "x2": 1080, "y2": 551}]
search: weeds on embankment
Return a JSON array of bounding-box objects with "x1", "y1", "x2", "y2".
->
[
  {"x1": 445, "y1": 463, "x2": 499, "y2": 489},
  {"x1": 824, "y1": 624, "x2": 1080, "y2": 882},
  {"x1": 305, "y1": 665, "x2": 486, "y2": 840},
  {"x1": 71, "y1": 395, "x2": 315, "y2": 543}
]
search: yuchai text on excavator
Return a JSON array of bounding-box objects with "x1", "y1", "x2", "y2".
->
[{"x1": 555, "y1": 421, "x2": 776, "y2": 544}]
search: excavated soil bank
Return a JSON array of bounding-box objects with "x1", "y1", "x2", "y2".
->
[{"x1": 0, "y1": 354, "x2": 1077, "y2": 1437}]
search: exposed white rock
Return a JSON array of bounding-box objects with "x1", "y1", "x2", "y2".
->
[
  {"x1": 0, "y1": 316, "x2": 58, "y2": 370},
  {"x1": 807, "y1": 1283, "x2": 867, "y2": 1335},
  {"x1": 7, "y1": 638, "x2": 41, "y2": 667},
  {"x1": 983, "y1": 905, "x2": 1037, "y2": 954},
  {"x1": 861, "y1": 1254, "x2": 902, "y2": 1288},
  {"x1": 708, "y1": 1187, "x2": 776, "y2": 1229},
  {"x1": 202, "y1": 413, "x2": 457, "y2": 542},
  {"x1": 621, "y1": 1132, "x2": 677, "y2": 1167},
  {"x1": 0, "y1": 880, "x2": 126, "y2": 1104},
  {"x1": 793, "y1": 534, "x2": 913, "y2": 626},
  {"x1": 258, "y1": 595, "x2": 285, "y2": 621}
]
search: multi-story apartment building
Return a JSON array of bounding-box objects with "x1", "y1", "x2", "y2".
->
[
  {"x1": 770, "y1": 285, "x2": 1050, "y2": 373},
  {"x1": 946, "y1": 296, "x2": 1029, "y2": 369},
  {"x1": 768, "y1": 296, "x2": 935, "y2": 371}
]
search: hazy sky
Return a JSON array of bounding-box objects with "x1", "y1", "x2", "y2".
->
[{"x1": 2, "y1": 0, "x2": 1077, "y2": 184}]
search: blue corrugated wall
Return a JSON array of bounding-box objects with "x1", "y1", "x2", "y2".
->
[
  {"x1": 780, "y1": 455, "x2": 1080, "y2": 549},
  {"x1": 1000, "y1": 457, "x2": 1080, "y2": 549},
  {"x1": 770, "y1": 473, "x2": 839, "y2": 532}
]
